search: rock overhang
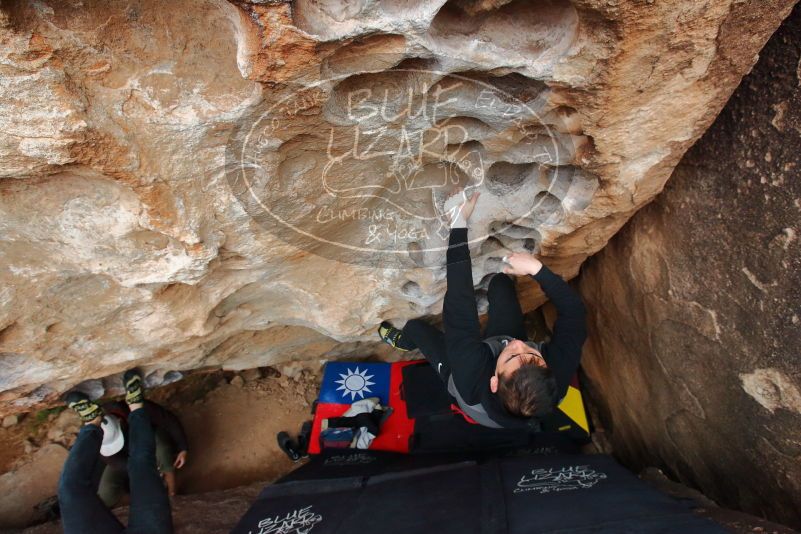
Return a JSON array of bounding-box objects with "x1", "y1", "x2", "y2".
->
[{"x1": 0, "y1": 0, "x2": 796, "y2": 414}]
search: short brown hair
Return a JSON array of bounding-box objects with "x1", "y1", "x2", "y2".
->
[{"x1": 497, "y1": 364, "x2": 558, "y2": 417}]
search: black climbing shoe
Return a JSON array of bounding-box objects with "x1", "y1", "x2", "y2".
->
[
  {"x1": 123, "y1": 369, "x2": 145, "y2": 405},
  {"x1": 66, "y1": 391, "x2": 102, "y2": 422},
  {"x1": 378, "y1": 321, "x2": 409, "y2": 351},
  {"x1": 35, "y1": 495, "x2": 60, "y2": 522},
  {"x1": 277, "y1": 431, "x2": 301, "y2": 462},
  {"x1": 296, "y1": 421, "x2": 312, "y2": 458}
]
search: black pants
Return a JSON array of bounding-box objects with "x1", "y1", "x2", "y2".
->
[
  {"x1": 58, "y1": 408, "x2": 174, "y2": 534},
  {"x1": 402, "y1": 273, "x2": 526, "y2": 380}
]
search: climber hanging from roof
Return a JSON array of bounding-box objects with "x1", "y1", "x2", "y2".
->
[
  {"x1": 58, "y1": 370, "x2": 178, "y2": 534},
  {"x1": 63, "y1": 382, "x2": 189, "y2": 508},
  {"x1": 379, "y1": 191, "x2": 587, "y2": 430}
]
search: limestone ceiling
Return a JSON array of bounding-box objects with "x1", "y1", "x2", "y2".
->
[{"x1": 0, "y1": 0, "x2": 794, "y2": 414}]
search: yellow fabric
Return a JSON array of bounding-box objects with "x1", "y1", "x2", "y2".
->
[{"x1": 557, "y1": 385, "x2": 589, "y2": 433}]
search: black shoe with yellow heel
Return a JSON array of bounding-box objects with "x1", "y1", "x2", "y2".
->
[
  {"x1": 123, "y1": 368, "x2": 145, "y2": 405},
  {"x1": 66, "y1": 391, "x2": 102, "y2": 422},
  {"x1": 378, "y1": 321, "x2": 410, "y2": 351}
]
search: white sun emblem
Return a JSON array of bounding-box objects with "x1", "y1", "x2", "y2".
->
[{"x1": 334, "y1": 367, "x2": 376, "y2": 401}]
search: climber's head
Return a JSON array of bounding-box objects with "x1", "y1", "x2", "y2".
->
[{"x1": 490, "y1": 339, "x2": 557, "y2": 417}]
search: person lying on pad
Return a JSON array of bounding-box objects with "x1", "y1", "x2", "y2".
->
[{"x1": 379, "y1": 191, "x2": 587, "y2": 429}]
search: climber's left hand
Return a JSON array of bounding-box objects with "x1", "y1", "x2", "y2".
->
[{"x1": 447, "y1": 190, "x2": 480, "y2": 227}]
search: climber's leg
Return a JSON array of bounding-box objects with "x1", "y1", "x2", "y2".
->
[
  {"x1": 401, "y1": 319, "x2": 452, "y2": 382},
  {"x1": 124, "y1": 370, "x2": 174, "y2": 534},
  {"x1": 484, "y1": 273, "x2": 527, "y2": 340},
  {"x1": 97, "y1": 463, "x2": 129, "y2": 508},
  {"x1": 58, "y1": 423, "x2": 126, "y2": 534},
  {"x1": 155, "y1": 428, "x2": 177, "y2": 496}
]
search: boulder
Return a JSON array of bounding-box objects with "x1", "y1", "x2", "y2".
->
[
  {"x1": 0, "y1": 443, "x2": 67, "y2": 529},
  {"x1": 2, "y1": 414, "x2": 18, "y2": 428},
  {"x1": 0, "y1": 0, "x2": 796, "y2": 414},
  {"x1": 577, "y1": 4, "x2": 801, "y2": 527}
]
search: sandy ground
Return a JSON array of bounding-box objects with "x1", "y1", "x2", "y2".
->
[
  {"x1": 0, "y1": 366, "x2": 320, "y2": 530},
  {"x1": 147, "y1": 368, "x2": 319, "y2": 494}
]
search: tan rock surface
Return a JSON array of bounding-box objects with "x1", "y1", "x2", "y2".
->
[
  {"x1": 0, "y1": 0, "x2": 796, "y2": 415},
  {"x1": 578, "y1": 5, "x2": 801, "y2": 527},
  {"x1": 0, "y1": 443, "x2": 67, "y2": 529}
]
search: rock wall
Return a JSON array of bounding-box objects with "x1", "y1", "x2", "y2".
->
[
  {"x1": 0, "y1": 0, "x2": 796, "y2": 415},
  {"x1": 577, "y1": 3, "x2": 801, "y2": 527}
]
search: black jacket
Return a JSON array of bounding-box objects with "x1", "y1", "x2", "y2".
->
[{"x1": 443, "y1": 228, "x2": 587, "y2": 429}]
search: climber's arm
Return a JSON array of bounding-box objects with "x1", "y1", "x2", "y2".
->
[
  {"x1": 443, "y1": 227, "x2": 492, "y2": 394},
  {"x1": 531, "y1": 266, "x2": 587, "y2": 398},
  {"x1": 503, "y1": 253, "x2": 587, "y2": 398}
]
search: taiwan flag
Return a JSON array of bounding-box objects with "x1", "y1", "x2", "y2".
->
[
  {"x1": 309, "y1": 361, "x2": 416, "y2": 454},
  {"x1": 319, "y1": 362, "x2": 391, "y2": 405}
]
